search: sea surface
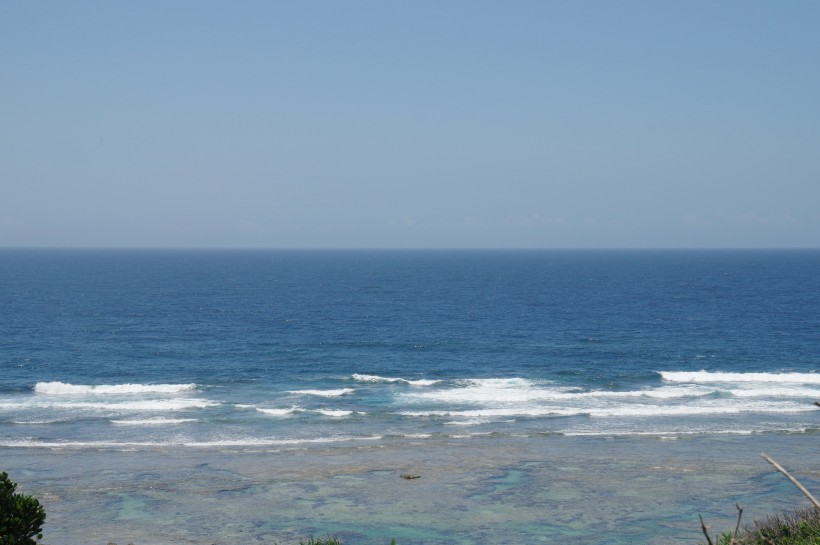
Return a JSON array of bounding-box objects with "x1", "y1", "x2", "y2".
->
[{"x1": 2, "y1": 249, "x2": 819, "y2": 544}]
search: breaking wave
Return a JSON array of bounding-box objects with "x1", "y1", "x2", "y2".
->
[
  {"x1": 34, "y1": 382, "x2": 198, "y2": 395},
  {"x1": 110, "y1": 417, "x2": 197, "y2": 426},
  {"x1": 287, "y1": 388, "x2": 355, "y2": 397},
  {"x1": 659, "y1": 371, "x2": 820, "y2": 384},
  {"x1": 352, "y1": 374, "x2": 439, "y2": 386},
  {"x1": 256, "y1": 406, "x2": 357, "y2": 418}
]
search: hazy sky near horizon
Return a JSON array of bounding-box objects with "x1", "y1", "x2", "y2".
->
[{"x1": 2, "y1": 1, "x2": 819, "y2": 249}]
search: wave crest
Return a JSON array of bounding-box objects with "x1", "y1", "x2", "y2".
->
[
  {"x1": 660, "y1": 371, "x2": 820, "y2": 384},
  {"x1": 351, "y1": 374, "x2": 439, "y2": 386},
  {"x1": 287, "y1": 388, "x2": 355, "y2": 397},
  {"x1": 110, "y1": 417, "x2": 197, "y2": 426},
  {"x1": 34, "y1": 382, "x2": 198, "y2": 395},
  {"x1": 256, "y1": 406, "x2": 356, "y2": 418}
]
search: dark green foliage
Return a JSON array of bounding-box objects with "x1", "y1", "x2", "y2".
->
[
  {"x1": 703, "y1": 507, "x2": 820, "y2": 545},
  {"x1": 296, "y1": 537, "x2": 342, "y2": 545},
  {"x1": 738, "y1": 507, "x2": 820, "y2": 545},
  {"x1": 294, "y1": 537, "x2": 395, "y2": 545},
  {"x1": 0, "y1": 472, "x2": 46, "y2": 545}
]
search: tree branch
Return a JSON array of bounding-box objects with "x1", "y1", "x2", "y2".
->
[
  {"x1": 699, "y1": 514, "x2": 715, "y2": 545},
  {"x1": 760, "y1": 453, "x2": 820, "y2": 510}
]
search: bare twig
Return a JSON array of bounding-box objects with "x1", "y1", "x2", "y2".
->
[
  {"x1": 730, "y1": 503, "x2": 744, "y2": 545},
  {"x1": 814, "y1": 401, "x2": 820, "y2": 409},
  {"x1": 760, "y1": 453, "x2": 820, "y2": 510},
  {"x1": 699, "y1": 514, "x2": 715, "y2": 545}
]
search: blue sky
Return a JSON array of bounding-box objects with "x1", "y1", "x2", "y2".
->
[{"x1": 2, "y1": 1, "x2": 819, "y2": 248}]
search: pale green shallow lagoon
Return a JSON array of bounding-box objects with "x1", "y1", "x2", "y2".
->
[{"x1": 5, "y1": 434, "x2": 820, "y2": 545}]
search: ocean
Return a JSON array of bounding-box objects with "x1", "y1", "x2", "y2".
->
[{"x1": 2, "y1": 249, "x2": 819, "y2": 544}]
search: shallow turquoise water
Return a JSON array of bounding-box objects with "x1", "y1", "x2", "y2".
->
[{"x1": 6, "y1": 433, "x2": 819, "y2": 545}]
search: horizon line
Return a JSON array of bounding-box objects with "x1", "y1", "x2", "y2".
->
[{"x1": 1, "y1": 246, "x2": 818, "y2": 252}]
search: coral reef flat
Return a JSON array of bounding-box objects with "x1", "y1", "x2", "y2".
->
[{"x1": 5, "y1": 433, "x2": 819, "y2": 545}]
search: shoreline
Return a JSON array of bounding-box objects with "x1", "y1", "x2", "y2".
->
[{"x1": 6, "y1": 432, "x2": 819, "y2": 545}]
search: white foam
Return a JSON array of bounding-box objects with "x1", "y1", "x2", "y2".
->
[
  {"x1": 402, "y1": 383, "x2": 713, "y2": 404},
  {"x1": 459, "y1": 377, "x2": 537, "y2": 388},
  {"x1": 257, "y1": 406, "x2": 302, "y2": 417},
  {"x1": 352, "y1": 374, "x2": 404, "y2": 383},
  {"x1": 26, "y1": 399, "x2": 217, "y2": 411},
  {"x1": 447, "y1": 432, "x2": 493, "y2": 439},
  {"x1": 660, "y1": 371, "x2": 820, "y2": 384},
  {"x1": 560, "y1": 429, "x2": 760, "y2": 437},
  {"x1": 585, "y1": 403, "x2": 814, "y2": 417},
  {"x1": 287, "y1": 388, "x2": 355, "y2": 397},
  {"x1": 399, "y1": 400, "x2": 813, "y2": 419},
  {"x1": 352, "y1": 374, "x2": 439, "y2": 386},
  {"x1": 399, "y1": 377, "x2": 585, "y2": 406},
  {"x1": 259, "y1": 407, "x2": 357, "y2": 418},
  {"x1": 110, "y1": 417, "x2": 197, "y2": 426},
  {"x1": 315, "y1": 409, "x2": 353, "y2": 417},
  {"x1": 0, "y1": 440, "x2": 165, "y2": 449},
  {"x1": 581, "y1": 386, "x2": 717, "y2": 399},
  {"x1": 0, "y1": 435, "x2": 384, "y2": 449},
  {"x1": 561, "y1": 426, "x2": 815, "y2": 437},
  {"x1": 445, "y1": 418, "x2": 499, "y2": 426},
  {"x1": 400, "y1": 407, "x2": 582, "y2": 418},
  {"x1": 180, "y1": 435, "x2": 383, "y2": 447},
  {"x1": 406, "y1": 379, "x2": 440, "y2": 386},
  {"x1": 729, "y1": 386, "x2": 820, "y2": 398},
  {"x1": 34, "y1": 381, "x2": 198, "y2": 395}
]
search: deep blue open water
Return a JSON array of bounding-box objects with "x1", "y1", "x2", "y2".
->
[{"x1": 2, "y1": 249, "x2": 819, "y2": 544}]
